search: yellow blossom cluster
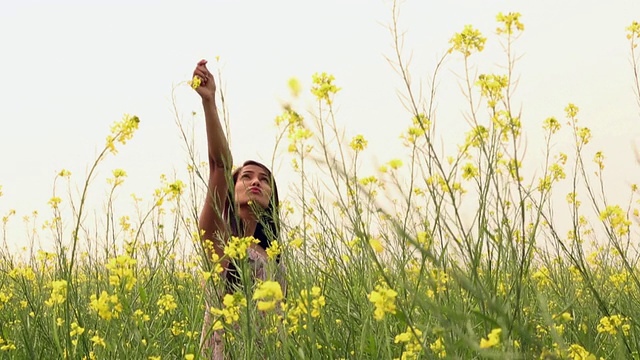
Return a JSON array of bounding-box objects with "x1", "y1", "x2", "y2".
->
[
  {"x1": 427, "y1": 269, "x2": 449, "y2": 299},
  {"x1": 449, "y1": 25, "x2": 486, "y2": 57},
  {"x1": 496, "y1": 12, "x2": 524, "y2": 35},
  {"x1": 157, "y1": 294, "x2": 178, "y2": 316},
  {"x1": 0, "y1": 337, "x2": 16, "y2": 351},
  {"x1": 0, "y1": 291, "x2": 12, "y2": 310},
  {"x1": 105, "y1": 254, "x2": 137, "y2": 291},
  {"x1": 480, "y1": 328, "x2": 501, "y2": 349},
  {"x1": 210, "y1": 292, "x2": 247, "y2": 325},
  {"x1": 627, "y1": 21, "x2": 640, "y2": 40},
  {"x1": 266, "y1": 240, "x2": 281, "y2": 260},
  {"x1": 531, "y1": 266, "x2": 552, "y2": 289},
  {"x1": 297, "y1": 286, "x2": 326, "y2": 318},
  {"x1": 106, "y1": 114, "x2": 140, "y2": 155},
  {"x1": 597, "y1": 314, "x2": 630, "y2": 336},
  {"x1": 599, "y1": 205, "x2": 631, "y2": 237},
  {"x1": 429, "y1": 337, "x2": 446, "y2": 358},
  {"x1": 400, "y1": 113, "x2": 429, "y2": 146},
  {"x1": 282, "y1": 285, "x2": 325, "y2": 334},
  {"x1": 90, "y1": 291, "x2": 123, "y2": 320},
  {"x1": 368, "y1": 237, "x2": 384, "y2": 254},
  {"x1": 349, "y1": 135, "x2": 368, "y2": 152},
  {"x1": 45, "y1": 280, "x2": 67, "y2": 307},
  {"x1": 543, "y1": 117, "x2": 561, "y2": 134},
  {"x1": 107, "y1": 168, "x2": 127, "y2": 186},
  {"x1": 310, "y1": 72, "x2": 341, "y2": 105},
  {"x1": 368, "y1": 283, "x2": 398, "y2": 321},
  {"x1": 567, "y1": 344, "x2": 599, "y2": 360},
  {"x1": 224, "y1": 236, "x2": 259, "y2": 260},
  {"x1": 69, "y1": 322, "x2": 85, "y2": 346},
  {"x1": 188, "y1": 75, "x2": 201, "y2": 90},
  {"x1": 476, "y1": 74, "x2": 508, "y2": 108},
  {"x1": 394, "y1": 326, "x2": 424, "y2": 360},
  {"x1": 252, "y1": 281, "x2": 284, "y2": 312}
]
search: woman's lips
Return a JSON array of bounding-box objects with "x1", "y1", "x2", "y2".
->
[{"x1": 249, "y1": 187, "x2": 261, "y2": 194}]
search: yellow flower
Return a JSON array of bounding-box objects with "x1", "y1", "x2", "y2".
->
[
  {"x1": 105, "y1": 114, "x2": 140, "y2": 154},
  {"x1": 48, "y1": 197, "x2": 62, "y2": 209},
  {"x1": 369, "y1": 238, "x2": 384, "y2": 253},
  {"x1": 45, "y1": 280, "x2": 67, "y2": 307},
  {"x1": 349, "y1": 135, "x2": 368, "y2": 152},
  {"x1": 480, "y1": 328, "x2": 501, "y2": 349},
  {"x1": 91, "y1": 334, "x2": 106, "y2": 348},
  {"x1": 449, "y1": 24, "x2": 486, "y2": 56},
  {"x1": 210, "y1": 292, "x2": 247, "y2": 324},
  {"x1": 133, "y1": 309, "x2": 151, "y2": 322},
  {"x1": 310, "y1": 72, "x2": 340, "y2": 104},
  {"x1": 597, "y1": 314, "x2": 628, "y2": 335},
  {"x1": 461, "y1": 162, "x2": 479, "y2": 180},
  {"x1": 429, "y1": 336, "x2": 446, "y2": 358},
  {"x1": 185, "y1": 354, "x2": 195, "y2": 360},
  {"x1": 367, "y1": 284, "x2": 397, "y2": 321},
  {"x1": 224, "y1": 236, "x2": 259, "y2": 260},
  {"x1": 496, "y1": 12, "x2": 524, "y2": 35},
  {"x1": 394, "y1": 326, "x2": 424, "y2": 359},
  {"x1": 253, "y1": 281, "x2": 284, "y2": 311},
  {"x1": 567, "y1": 344, "x2": 597, "y2": 360},
  {"x1": 70, "y1": 322, "x2": 85, "y2": 337},
  {"x1": 106, "y1": 254, "x2": 137, "y2": 291},
  {"x1": 295, "y1": 286, "x2": 326, "y2": 318},
  {"x1": 58, "y1": 169, "x2": 72, "y2": 177},
  {"x1": 288, "y1": 77, "x2": 301, "y2": 97},
  {"x1": 543, "y1": 117, "x2": 561, "y2": 133},
  {"x1": 599, "y1": 205, "x2": 631, "y2": 236},
  {"x1": 627, "y1": 21, "x2": 640, "y2": 40},
  {"x1": 189, "y1": 75, "x2": 201, "y2": 89},
  {"x1": 0, "y1": 338, "x2": 16, "y2": 351},
  {"x1": 90, "y1": 291, "x2": 122, "y2": 320},
  {"x1": 388, "y1": 159, "x2": 403, "y2": 170},
  {"x1": 266, "y1": 240, "x2": 281, "y2": 260},
  {"x1": 552, "y1": 312, "x2": 573, "y2": 322},
  {"x1": 157, "y1": 294, "x2": 178, "y2": 315},
  {"x1": 289, "y1": 237, "x2": 303, "y2": 248}
]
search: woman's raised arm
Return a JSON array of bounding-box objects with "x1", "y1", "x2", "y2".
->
[{"x1": 192, "y1": 59, "x2": 233, "y2": 264}]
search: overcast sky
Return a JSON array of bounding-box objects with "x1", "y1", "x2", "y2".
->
[{"x1": 1, "y1": 0, "x2": 639, "y2": 250}]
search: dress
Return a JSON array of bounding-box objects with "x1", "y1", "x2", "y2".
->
[{"x1": 200, "y1": 247, "x2": 286, "y2": 359}]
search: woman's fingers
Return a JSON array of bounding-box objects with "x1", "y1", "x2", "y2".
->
[
  {"x1": 194, "y1": 62, "x2": 213, "y2": 82},
  {"x1": 191, "y1": 59, "x2": 216, "y2": 93}
]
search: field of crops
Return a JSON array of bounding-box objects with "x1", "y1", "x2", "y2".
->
[{"x1": 1, "y1": 13, "x2": 640, "y2": 360}]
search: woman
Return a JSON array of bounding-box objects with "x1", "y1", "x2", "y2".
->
[{"x1": 192, "y1": 59, "x2": 282, "y2": 359}]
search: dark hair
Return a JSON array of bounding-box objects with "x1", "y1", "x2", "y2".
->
[{"x1": 225, "y1": 160, "x2": 280, "y2": 250}]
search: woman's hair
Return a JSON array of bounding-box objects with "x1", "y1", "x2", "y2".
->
[{"x1": 224, "y1": 160, "x2": 280, "y2": 250}]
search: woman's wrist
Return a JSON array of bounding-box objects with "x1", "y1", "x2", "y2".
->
[{"x1": 201, "y1": 95, "x2": 217, "y2": 107}]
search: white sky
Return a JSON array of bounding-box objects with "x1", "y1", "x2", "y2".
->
[{"x1": 1, "y1": 0, "x2": 640, "y2": 250}]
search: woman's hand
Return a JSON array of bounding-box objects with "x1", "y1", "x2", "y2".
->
[{"x1": 192, "y1": 59, "x2": 216, "y2": 101}]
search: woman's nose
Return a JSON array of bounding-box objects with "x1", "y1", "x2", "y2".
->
[{"x1": 250, "y1": 177, "x2": 260, "y2": 186}]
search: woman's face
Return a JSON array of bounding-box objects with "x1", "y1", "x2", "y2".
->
[{"x1": 234, "y1": 164, "x2": 273, "y2": 209}]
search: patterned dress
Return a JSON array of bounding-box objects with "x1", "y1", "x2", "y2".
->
[{"x1": 200, "y1": 247, "x2": 286, "y2": 359}]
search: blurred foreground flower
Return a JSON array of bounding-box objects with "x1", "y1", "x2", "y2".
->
[
  {"x1": 253, "y1": 281, "x2": 284, "y2": 311},
  {"x1": 480, "y1": 328, "x2": 501, "y2": 349}
]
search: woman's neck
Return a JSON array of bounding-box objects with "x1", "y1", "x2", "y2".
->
[{"x1": 237, "y1": 205, "x2": 258, "y2": 237}]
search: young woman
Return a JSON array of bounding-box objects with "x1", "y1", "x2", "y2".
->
[{"x1": 191, "y1": 59, "x2": 282, "y2": 359}]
